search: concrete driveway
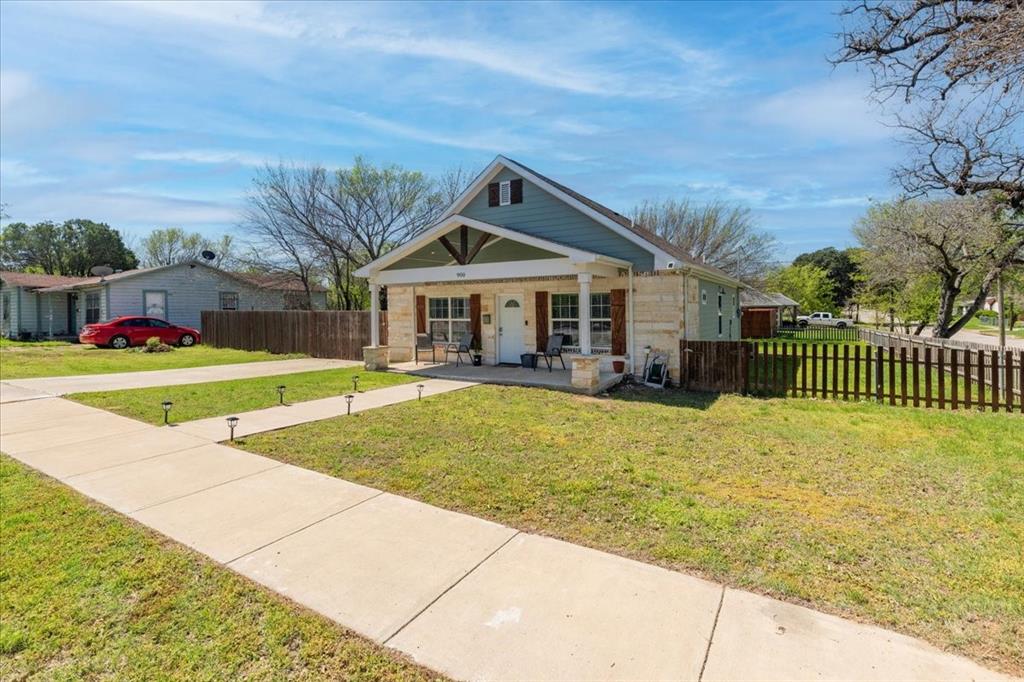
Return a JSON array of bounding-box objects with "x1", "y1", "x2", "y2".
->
[{"x1": 0, "y1": 358, "x2": 359, "y2": 399}]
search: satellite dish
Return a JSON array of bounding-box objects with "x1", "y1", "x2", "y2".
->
[
  {"x1": 90, "y1": 266, "x2": 114, "y2": 277},
  {"x1": 201, "y1": 250, "x2": 216, "y2": 261}
]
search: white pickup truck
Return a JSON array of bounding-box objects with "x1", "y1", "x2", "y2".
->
[{"x1": 796, "y1": 312, "x2": 855, "y2": 328}]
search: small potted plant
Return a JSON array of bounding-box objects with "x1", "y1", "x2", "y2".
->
[
  {"x1": 471, "y1": 350, "x2": 483, "y2": 366},
  {"x1": 612, "y1": 359, "x2": 625, "y2": 374}
]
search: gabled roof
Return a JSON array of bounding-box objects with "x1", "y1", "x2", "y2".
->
[
  {"x1": 436, "y1": 155, "x2": 743, "y2": 286},
  {"x1": 740, "y1": 290, "x2": 799, "y2": 308},
  {"x1": 0, "y1": 271, "x2": 90, "y2": 290},
  {"x1": 33, "y1": 261, "x2": 326, "y2": 293},
  {"x1": 355, "y1": 215, "x2": 630, "y2": 279}
]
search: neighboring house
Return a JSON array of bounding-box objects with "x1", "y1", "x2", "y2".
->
[
  {"x1": 355, "y1": 155, "x2": 744, "y2": 380},
  {"x1": 0, "y1": 262, "x2": 327, "y2": 339},
  {"x1": 740, "y1": 290, "x2": 799, "y2": 338}
]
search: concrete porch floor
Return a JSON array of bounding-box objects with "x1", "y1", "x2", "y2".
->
[{"x1": 390, "y1": 361, "x2": 623, "y2": 394}]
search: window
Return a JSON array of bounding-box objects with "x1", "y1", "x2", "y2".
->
[
  {"x1": 86, "y1": 292, "x2": 101, "y2": 324},
  {"x1": 717, "y1": 289, "x2": 724, "y2": 336},
  {"x1": 219, "y1": 291, "x2": 239, "y2": 311},
  {"x1": 144, "y1": 290, "x2": 166, "y2": 319},
  {"x1": 284, "y1": 292, "x2": 310, "y2": 310},
  {"x1": 499, "y1": 180, "x2": 511, "y2": 206},
  {"x1": 149, "y1": 319, "x2": 169, "y2": 328},
  {"x1": 550, "y1": 293, "x2": 612, "y2": 352},
  {"x1": 428, "y1": 296, "x2": 470, "y2": 342},
  {"x1": 119, "y1": 318, "x2": 145, "y2": 327},
  {"x1": 1, "y1": 294, "x2": 9, "y2": 321},
  {"x1": 701, "y1": 289, "x2": 707, "y2": 305}
]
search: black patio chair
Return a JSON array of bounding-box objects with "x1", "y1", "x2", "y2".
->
[
  {"x1": 415, "y1": 332, "x2": 435, "y2": 365},
  {"x1": 445, "y1": 332, "x2": 475, "y2": 367},
  {"x1": 534, "y1": 334, "x2": 568, "y2": 372}
]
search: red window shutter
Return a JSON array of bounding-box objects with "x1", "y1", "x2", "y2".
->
[
  {"x1": 488, "y1": 182, "x2": 500, "y2": 207},
  {"x1": 469, "y1": 294, "x2": 482, "y2": 350},
  {"x1": 535, "y1": 291, "x2": 549, "y2": 351},
  {"x1": 510, "y1": 178, "x2": 523, "y2": 204},
  {"x1": 415, "y1": 295, "x2": 426, "y2": 334},
  {"x1": 610, "y1": 289, "x2": 626, "y2": 355}
]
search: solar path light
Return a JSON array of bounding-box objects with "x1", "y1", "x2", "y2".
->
[
  {"x1": 277, "y1": 385, "x2": 286, "y2": 405},
  {"x1": 227, "y1": 416, "x2": 239, "y2": 441},
  {"x1": 161, "y1": 401, "x2": 173, "y2": 425},
  {"x1": 345, "y1": 394, "x2": 354, "y2": 415},
  {"x1": 417, "y1": 384, "x2": 424, "y2": 401}
]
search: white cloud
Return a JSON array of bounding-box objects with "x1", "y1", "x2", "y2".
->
[
  {"x1": 750, "y1": 78, "x2": 887, "y2": 141},
  {"x1": 549, "y1": 118, "x2": 607, "y2": 136},
  {"x1": 0, "y1": 158, "x2": 59, "y2": 186},
  {"x1": 135, "y1": 149, "x2": 270, "y2": 167}
]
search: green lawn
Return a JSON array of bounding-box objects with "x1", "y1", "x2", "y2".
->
[
  {"x1": 0, "y1": 456, "x2": 440, "y2": 680},
  {"x1": 964, "y1": 318, "x2": 1024, "y2": 340},
  {"x1": 237, "y1": 385, "x2": 1024, "y2": 676},
  {"x1": 71, "y1": 367, "x2": 416, "y2": 424},
  {"x1": 0, "y1": 340, "x2": 306, "y2": 379}
]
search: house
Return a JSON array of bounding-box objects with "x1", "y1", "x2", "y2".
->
[
  {"x1": 354, "y1": 156, "x2": 744, "y2": 383},
  {"x1": 740, "y1": 290, "x2": 799, "y2": 338},
  {"x1": 0, "y1": 262, "x2": 327, "y2": 339}
]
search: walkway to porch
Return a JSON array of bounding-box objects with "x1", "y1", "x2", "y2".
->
[{"x1": 389, "y1": 361, "x2": 623, "y2": 394}]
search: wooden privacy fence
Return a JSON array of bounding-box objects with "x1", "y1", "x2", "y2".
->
[
  {"x1": 777, "y1": 323, "x2": 861, "y2": 342},
  {"x1": 201, "y1": 310, "x2": 388, "y2": 360},
  {"x1": 681, "y1": 340, "x2": 1023, "y2": 413}
]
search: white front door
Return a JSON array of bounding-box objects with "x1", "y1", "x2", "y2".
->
[{"x1": 497, "y1": 294, "x2": 525, "y2": 364}]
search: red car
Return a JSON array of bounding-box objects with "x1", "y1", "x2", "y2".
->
[{"x1": 79, "y1": 316, "x2": 201, "y2": 349}]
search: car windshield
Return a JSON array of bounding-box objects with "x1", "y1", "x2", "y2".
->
[{"x1": 148, "y1": 319, "x2": 169, "y2": 328}]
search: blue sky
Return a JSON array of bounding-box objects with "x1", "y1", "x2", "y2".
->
[{"x1": 0, "y1": 1, "x2": 899, "y2": 261}]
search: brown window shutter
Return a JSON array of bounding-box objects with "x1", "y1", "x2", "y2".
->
[
  {"x1": 610, "y1": 288, "x2": 626, "y2": 355},
  {"x1": 469, "y1": 294, "x2": 482, "y2": 350},
  {"x1": 415, "y1": 295, "x2": 426, "y2": 334},
  {"x1": 510, "y1": 178, "x2": 523, "y2": 204},
  {"x1": 487, "y1": 182, "x2": 500, "y2": 207},
  {"x1": 535, "y1": 291, "x2": 549, "y2": 351}
]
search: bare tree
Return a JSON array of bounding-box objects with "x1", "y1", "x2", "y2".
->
[
  {"x1": 631, "y1": 198, "x2": 777, "y2": 283},
  {"x1": 436, "y1": 163, "x2": 480, "y2": 207},
  {"x1": 241, "y1": 164, "x2": 327, "y2": 309},
  {"x1": 834, "y1": 0, "x2": 1024, "y2": 206},
  {"x1": 854, "y1": 196, "x2": 1024, "y2": 337}
]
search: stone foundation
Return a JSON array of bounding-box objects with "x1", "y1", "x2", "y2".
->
[
  {"x1": 571, "y1": 356, "x2": 601, "y2": 394},
  {"x1": 362, "y1": 345, "x2": 390, "y2": 371}
]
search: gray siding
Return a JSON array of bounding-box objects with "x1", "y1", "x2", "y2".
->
[
  {"x1": 0, "y1": 283, "x2": 20, "y2": 337},
  {"x1": 104, "y1": 265, "x2": 308, "y2": 330},
  {"x1": 460, "y1": 169, "x2": 656, "y2": 271},
  {"x1": 696, "y1": 278, "x2": 740, "y2": 341}
]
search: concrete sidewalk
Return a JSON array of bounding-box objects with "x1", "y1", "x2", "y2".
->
[
  {"x1": 1, "y1": 357, "x2": 359, "y2": 398},
  {"x1": 172, "y1": 378, "x2": 475, "y2": 440},
  {"x1": 0, "y1": 398, "x2": 1013, "y2": 681}
]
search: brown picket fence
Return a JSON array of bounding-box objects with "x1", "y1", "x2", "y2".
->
[
  {"x1": 681, "y1": 340, "x2": 1022, "y2": 413},
  {"x1": 201, "y1": 310, "x2": 387, "y2": 360}
]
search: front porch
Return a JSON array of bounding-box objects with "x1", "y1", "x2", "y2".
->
[{"x1": 390, "y1": 360, "x2": 623, "y2": 395}]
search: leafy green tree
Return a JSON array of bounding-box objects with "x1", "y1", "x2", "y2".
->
[
  {"x1": 765, "y1": 264, "x2": 836, "y2": 314},
  {"x1": 0, "y1": 219, "x2": 137, "y2": 275},
  {"x1": 792, "y1": 247, "x2": 860, "y2": 306},
  {"x1": 140, "y1": 228, "x2": 234, "y2": 268}
]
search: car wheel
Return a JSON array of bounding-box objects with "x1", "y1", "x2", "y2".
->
[
  {"x1": 178, "y1": 333, "x2": 196, "y2": 347},
  {"x1": 798, "y1": 320, "x2": 808, "y2": 328},
  {"x1": 110, "y1": 335, "x2": 129, "y2": 349},
  {"x1": 836, "y1": 322, "x2": 847, "y2": 329}
]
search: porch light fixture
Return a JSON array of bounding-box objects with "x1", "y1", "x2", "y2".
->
[
  {"x1": 277, "y1": 385, "x2": 286, "y2": 405},
  {"x1": 416, "y1": 384, "x2": 424, "y2": 400},
  {"x1": 161, "y1": 400, "x2": 173, "y2": 425},
  {"x1": 227, "y1": 416, "x2": 239, "y2": 441},
  {"x1": 352, "y1": 375, "x2": 360, "y2": 392},
  {"x1": 344, "y1": 394, "x2": 354, "y2": 415}
]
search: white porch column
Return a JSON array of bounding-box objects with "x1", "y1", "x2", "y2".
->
[
  {"x1": 578, "y1": 272, "x2": 592, "y2": 355},
  {"x1": 369, "y1": 281, "x2": 381, "y2": 346}
]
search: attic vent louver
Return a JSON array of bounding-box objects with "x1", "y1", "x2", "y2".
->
[{"x1": 499, "y1": 181, "x2": 511, "y2": 206}]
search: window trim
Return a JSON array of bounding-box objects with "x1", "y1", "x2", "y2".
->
[
  {"x1": 550, "y1": 292, "x2": 613, "y2": 354},
  {"x1": 219, "y1": 291, "x2": 239, "y2": 311},
  {"x1": 142, "y1": 289, "x2": 168, "y2": 320},
  {"x1": 427, "y1": 296, "x2": 471, "y2": 342},
  {"x1": 85, "y1": 291, "x2": 102, "y2": 324}
]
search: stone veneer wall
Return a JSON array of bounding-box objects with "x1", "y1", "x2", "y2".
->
[{"x1": 386, "y1": 271, "x2": 702, "y2": 381}]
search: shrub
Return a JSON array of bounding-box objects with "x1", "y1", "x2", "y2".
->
[{"x1": 131, "y1": 336, "x2": 174, "y2": 353}]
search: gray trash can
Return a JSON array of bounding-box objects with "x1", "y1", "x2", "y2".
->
[{"x1": 520, "y1": 353, "x2": 537, "y2": 369}]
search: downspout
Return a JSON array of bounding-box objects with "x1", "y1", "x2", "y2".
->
[{"x1": 627, "y1": 265, "x2": 635, "y2": 376}]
